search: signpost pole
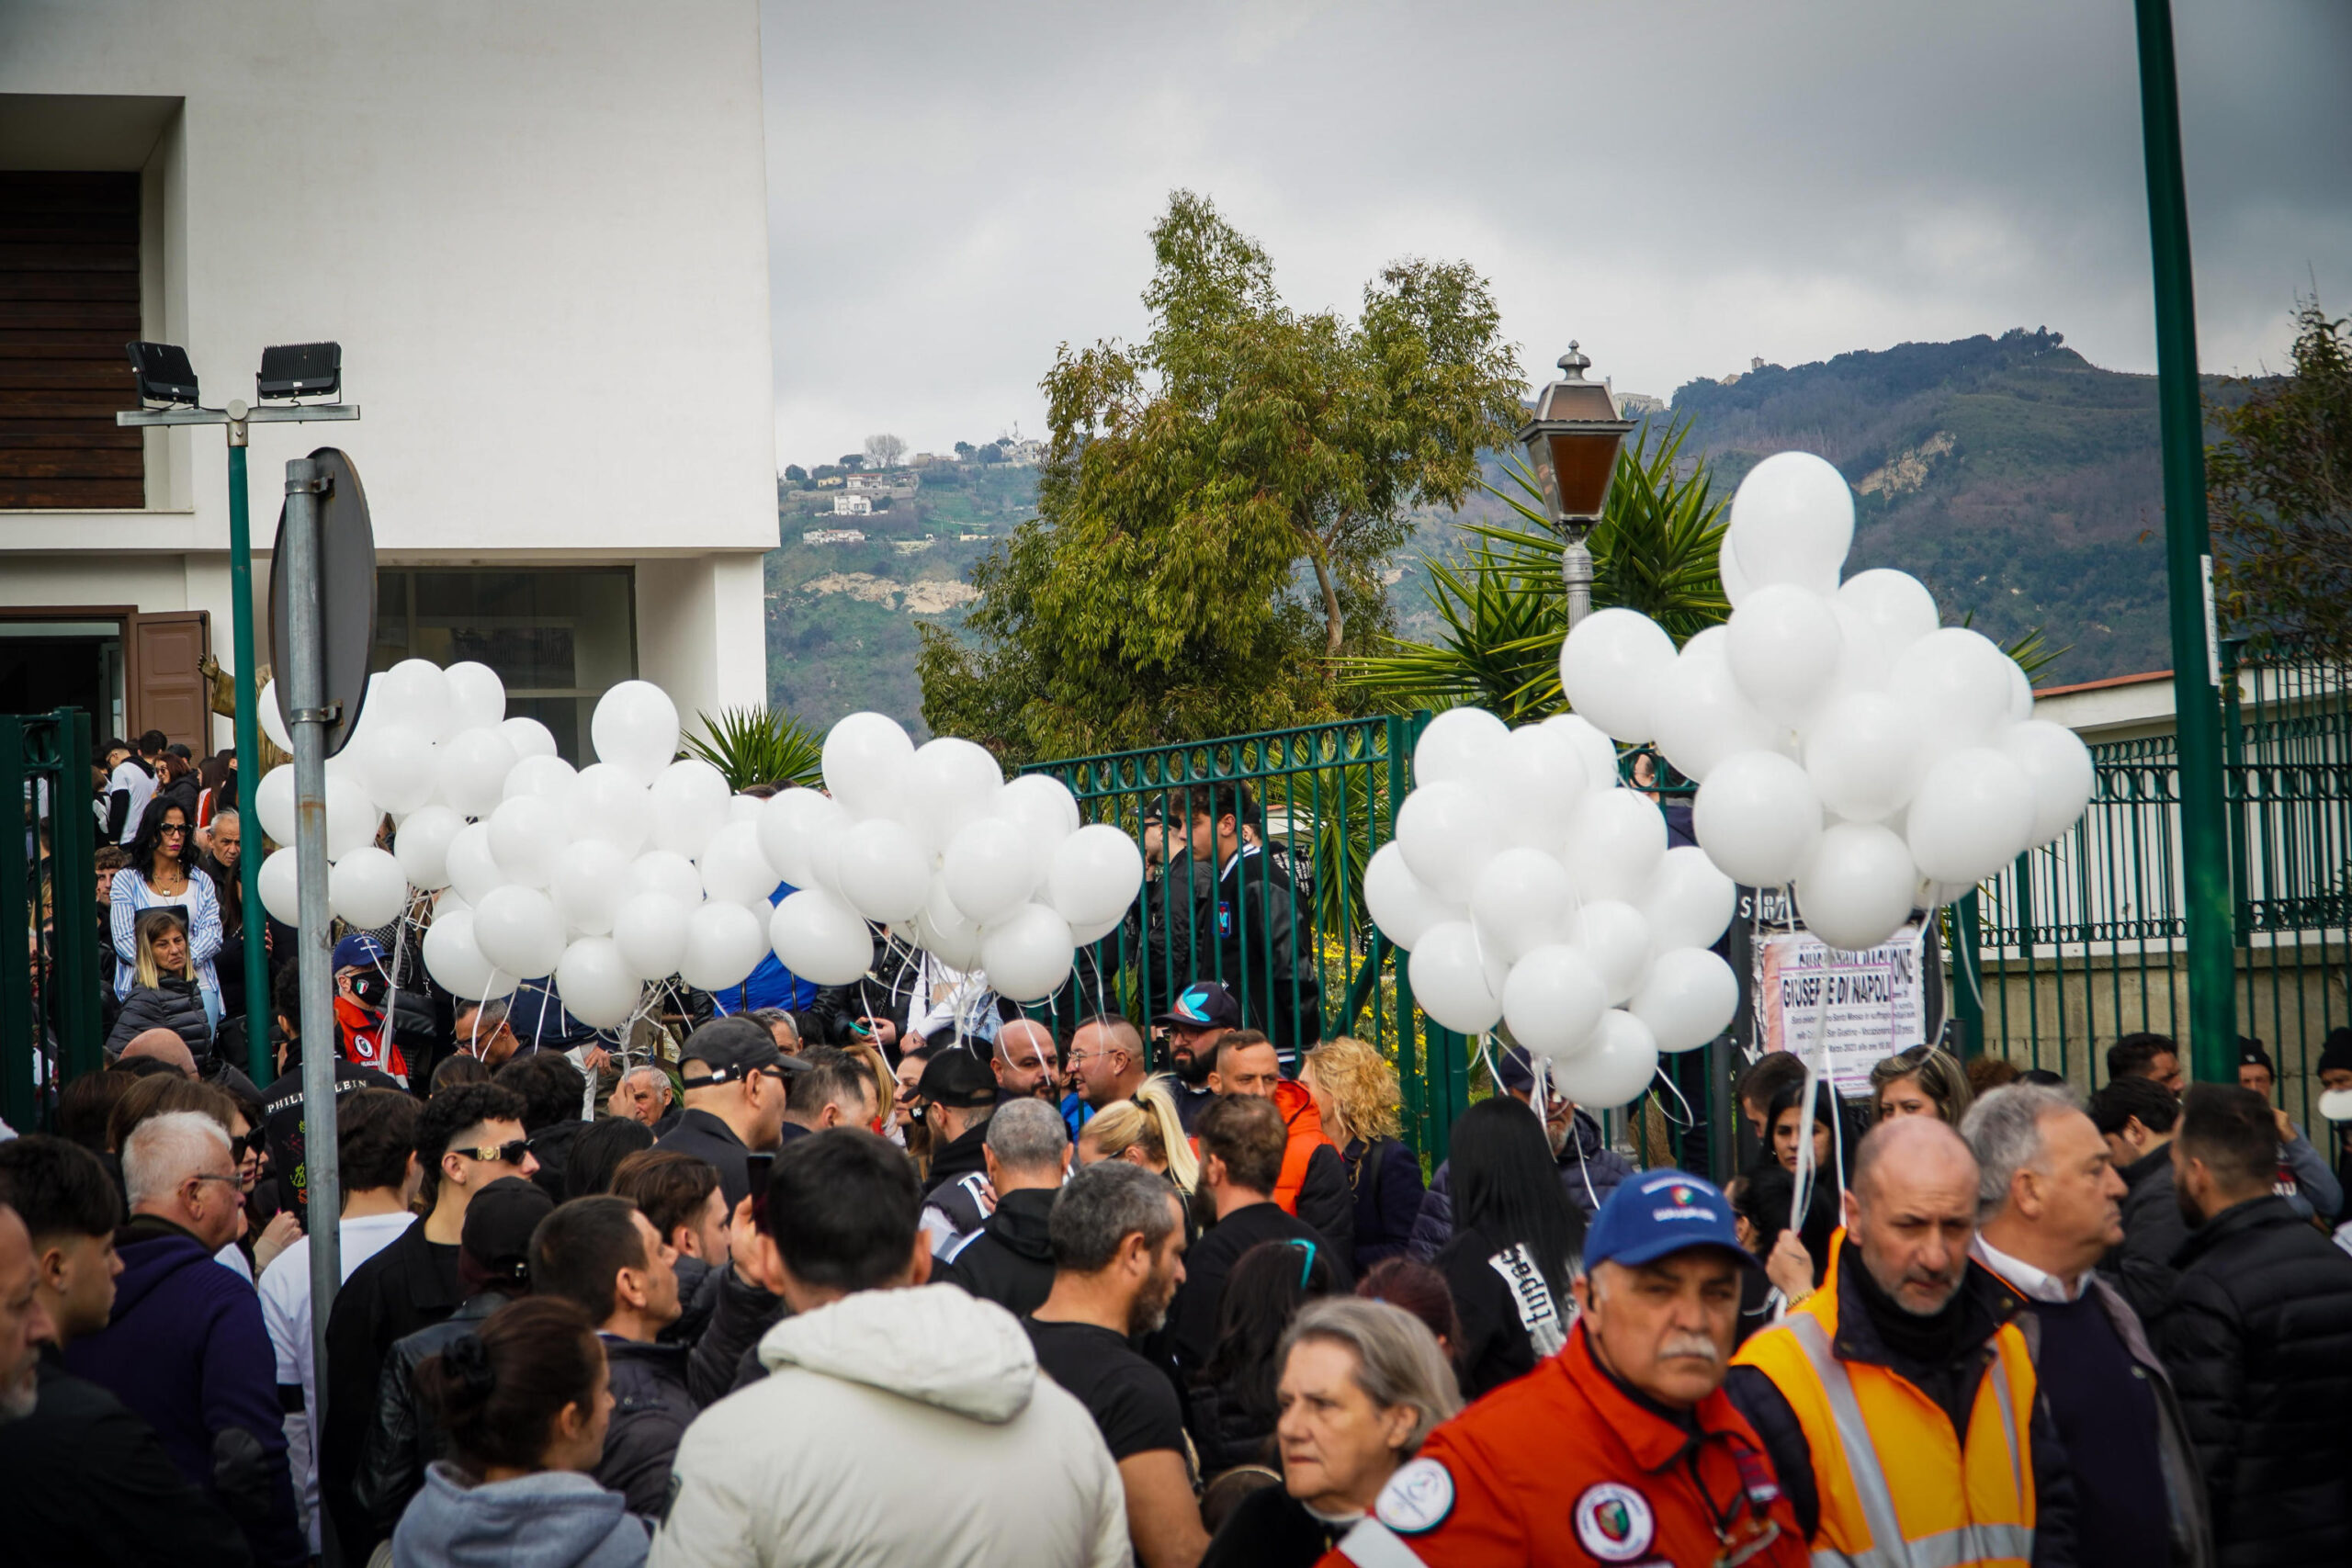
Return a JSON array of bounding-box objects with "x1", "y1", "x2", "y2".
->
[
  {"x1": 225, "y1": 422, "x2": 272, "y2": 1085},
  {"x1": 284, "y1": 455, "x2": 345, "y2": 1479}
]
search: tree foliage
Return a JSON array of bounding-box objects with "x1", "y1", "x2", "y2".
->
[
  {"x1": 2210, "y1": 300, "x2": 2352, "y2": 662},
  {"x1": 919, "y1": 189, "x2": 1523, "y2": 763},
  {"x1": 865, "y1": 433, "x2": 907, "y2": 469}
]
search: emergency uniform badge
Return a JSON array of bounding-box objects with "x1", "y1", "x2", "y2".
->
[
  {"x1": 1373, "y1": 1457, "x2": 1454, "y2": 1534},
  {"x1": 1572, "y1": 1481, "x2": 1655, "y2": 1562}
]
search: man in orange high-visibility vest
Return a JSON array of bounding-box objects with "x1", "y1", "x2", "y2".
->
[{"x1": 1726, "y1": 1116, "x2": 2077, "y2": 1568}]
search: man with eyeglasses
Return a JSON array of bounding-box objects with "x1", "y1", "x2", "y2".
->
[{"x1": 321, "y1": 1081, "x2": 536, "y2": 1560}]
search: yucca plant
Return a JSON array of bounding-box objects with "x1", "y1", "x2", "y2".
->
[{"x1": 683, "y1": 705, "x2": 826, "y2": 791}]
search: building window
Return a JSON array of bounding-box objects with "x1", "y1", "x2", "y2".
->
[
  {"x1": 373, "y1": 569, "x2": 635, "y2": 762},
  {"x1": 0, "y1": 172, "x2": 143, "y2": 509}
]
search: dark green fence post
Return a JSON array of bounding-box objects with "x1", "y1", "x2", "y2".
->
[
  {"x1": 1, "y1": 719, "x2": 33, "y2": 1131},
  {"x1": 1951, "y1": 892, "x2": 1986, "y2": 1059},
  {"x1": 49, "y1": 709, "x2": 101, "y2": 1084}
]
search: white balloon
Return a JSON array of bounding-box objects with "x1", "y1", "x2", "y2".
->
[
  {"x1": 727, "y1": 794, "x2": 764, "y2": 825},
  {"x1": 1490, "y1": 725, "x2": 1589, "y2": 852},
  {"x1": 998, "y1": 773, "x2": 1081, "y2": 885},
  {"x1": 258, "y1": 846, "x2": 304, "y2": 925},
  {"x1": 1649, "y1": 633, "x2": 1782, "y2": 784},
  {"x1": 394, "y1": 804, "x2": 466, "y2": 892},
  {"x1": 1564, "y1": 900, "x2": 1653, "y2": 1006},
  {"x1": 374, "y1": 660, "x2": 454, "y2": 740},
  {"x1": 1795, "y1": 822, "x2": 1920, "y2": 952},
  {"x1": 503, "y1": 753, "x2": 579, "y2": 807},
  {"x1": 444, "y1": 660, "x2": 506, "y2": 733},
  {"x1": 501, "y1": 716, "x2": 559, "y2": 760},
  {"x1": 435, "y1": 727, "x2": 520, "y2": 820},
  {"x1": 1727, "y1": 451, "x2": 1853, "y2": 592},
  {"x1": 590, "y1": 681, "x2": 681, "y2": 787},
  {"x1": 832, "y1": 817, "x2": 933, "y2": 923},
  {"x1": 1811, "y1": 600, "x2": 1893, "y2": 714},
  {"x1": 648, "y1": 758, "x2": 731, "y2": 862},
  {"x1": 1727, "y1": 583, "x2": 1844, "y2": 726},
  {"x1": 1047, "y1": 823, "x2": 1145, "y2": 928},
  {"x1": 551, "y1": 838, "x2": 630, "y2": 937},
  {"x1": 2005, "y1": 658, "x2": 2035, "y2": 724},
  {"x1": 612, "y1": 892, "x2": 689, "y2": 981},
  {"x1": 1549, "y1": 1010, "x2": 1661, "y2": 1108},
  {"x1": 2000, "y1": 720, "x2": 2096, "y2": 847},
  {"x1": 1469, "y1": 847, "x2": 1577, "y2": 964},
  {"x1": 1838, "y1": 570, "x2": 1940, "y2": 659},
  {"x1": 1560, "y1": 789, "x2": 1668, "y2": 905},
  {"x1": 1694, "y1": 750, "x2": 1823, "y2": 887},
  {"x1": 323, "y1": 773, "x2": 382, "y2": 860},
  {"x1": 258, "y1": 678, "x2": 294, "y2": 753},
  {"x1": 1406, "y1": 920, "x2": 1504, "y2": 1034},
  {"x1": 1414, "y1": 707, "x2": 1510, "y2": 788},
  {"x1": 330, "y1": 846, "x2": 409, "y2": 929},
  {"x1": 1718, "y1": 533, "x2": 1754, "y2": 608},
  {"x1": 423, "y1": 908, "x2": 515, "y2": 1001},
  {"x1": 445, "y1": 821, "x2": 507, "y2": 906},
  {"x1": 1500, "y1": 943, "x2": 1607, "y2": 1059},
  {"x1": 1640, "y1": 845, "x2": 1738, "y2": 951},
  {"x1": 1363, "y1": 841, "x2": 1464, "y2": 952},
  {"x1": 700, "y1": 819, "x2": 781, "y2": 908},
  {"x1": 1905, "y1": 748, "x2": 2037, "y2": 885},
  {"x1": 821, "y1": 711, "x2": 915, "y2": 818},
  {"x1": 943, "y1": 817, "x2": 1035, "y2": 924},
  {"x1": 1559, "y1": 609, "x2": 1678, "y2": 742},
  {"x1": 911, "y1": 880, "x2": 985, "y2": 970},
  {"x1": 354, "y1": 722, "x2": 436, "y2": 816},
  {"x1": 1804, "y1": 692, "x2": 1924, "y2": 823},
  {"x1": 981, "y1": 902, "x2": 1076, "y2": 1002},
  {"x1": 768, "y1": 888, "x2": 874, "y2": 985},
  {"x1": 1888, "y1": 628, "x2": 2018, "y2": 760},
  {"x1": 566, "y1": 761, "x2": 650, "y2": 857},
  {"x1": 903, "y1": 737, "x2": 1004, "y2": 849},
  {"x1": 1543, "y1": 713, "x2": 1622, "y2": 793},
  {"x1": 1629, "y1": 947, "x2": 1738, "y2": 1053},
  {"x1": 1394, "y1": 780, "x2": 1498, "y2": 903},
  {"x1": 555, "y1": 937, "x2": 641, "y2": 1029},
  {"x1": 757, "y1": 788, "x2": 849, "y2": 890},
  {"x1": 1069, "y1": 910, "x2": 1126, "y2": 946},
  {"x1": 256, "y1": 765, "x2": 297, "y2": 847},
  {"x1": 487, "y1": 795, "x2": 568, "y2": 888},
  {"x1": 679, "y1": 900, "x2": 770, "y2": 991},
  {"x1": 434, "y1": 886, "x2": 471, "y2": 918},
  {"x1": 472, "y1": 884, "x2": 566, "y2": 979},
  {"x1": 627, "y1": 849, "x2": 704, "y2": 908}
]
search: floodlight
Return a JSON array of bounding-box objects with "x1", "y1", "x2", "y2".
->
[
  {"x1": 125, "y1": 342, "x2": 200, "y2": 406},
  {"x1": 257, "y1": 342, "x2": 341, "y2": 401}
]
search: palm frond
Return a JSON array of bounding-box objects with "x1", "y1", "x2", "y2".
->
[{"x1": 683, "y1": 705, "x2": 826, "y2": 791}]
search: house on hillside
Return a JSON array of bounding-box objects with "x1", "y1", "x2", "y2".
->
[
  {"x1": 831, "y1": 494, "x2": 873, "y2": 516},
  {"x1": 802, "y1": 527, "x2": 866, "y2": 544}
]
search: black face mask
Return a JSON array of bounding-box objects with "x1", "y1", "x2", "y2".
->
[{"x1": 348, "y1": 970, "x2": 390, "y2": 1009}]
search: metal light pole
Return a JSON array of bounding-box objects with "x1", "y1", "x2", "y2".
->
[
  {"x1": 2133, "y1": 0, "x2": 2237, "y2": 1082},
  {"x1": 1517, "y1": 344, "x2": 1635, "y2": 630}
]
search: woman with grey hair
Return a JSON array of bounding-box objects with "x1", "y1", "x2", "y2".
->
[{"x1": 1200, "y1": 1297, "x2": 1460, "y2": 1566}]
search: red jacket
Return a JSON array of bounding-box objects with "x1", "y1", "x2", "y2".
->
[
  {"x1": 1321, "y1": 1321, "x2": 1806, "y2": 1568},
  {"x1": 1272, "y1": 1077, "x2": 1330, "y2": 1216}
]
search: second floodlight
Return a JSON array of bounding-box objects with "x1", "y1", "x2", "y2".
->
[
  {"x1": 257, "y1": 342, "x2": 341, "y2": 401},
  {"x1": 125, "y1": 342, "x2": 200, "y2": 406}
]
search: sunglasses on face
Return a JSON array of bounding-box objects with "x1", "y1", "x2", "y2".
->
[
  {"x1": 159, "y1": 824, "x2": 187, "y2": 836},
  {"x1": 454, "y1": 1139, "x2": 533, "y2": 1166},
  {"x1": 231, "y1": 1129, "x2": 267, "y2": 1158}
]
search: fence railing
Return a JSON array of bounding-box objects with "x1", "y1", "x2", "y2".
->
[{"x1": 3, "y1": 708, "x2": 102, "y2": 1131}]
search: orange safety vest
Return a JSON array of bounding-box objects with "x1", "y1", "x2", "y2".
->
[{"x1": 1733, "y1": 1235, "x2": 2039, "y2": 1568}]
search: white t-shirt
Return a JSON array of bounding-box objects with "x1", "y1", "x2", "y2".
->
[
  {"x1": 259, "y1": 1211, "x2": 417, "y2": 1552},
  {"x1": 108, "y1": 759, "x2": 155, "y2": 840}
]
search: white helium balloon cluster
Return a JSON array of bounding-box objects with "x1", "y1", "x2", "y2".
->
[
  {"x1": 762, "y1": 713, "x2": 1145, "y2": 1004},
  {"x1": 1559, "y1": 450, "x2": 2097, "y2": 955},
  {"x1": 1364, "y1": 706, "x2": 1742, "y2": 1111}
]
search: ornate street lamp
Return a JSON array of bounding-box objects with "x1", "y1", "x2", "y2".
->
[{"x1": 1516, "y1": 342, "x2": 1634, "y2": 628}]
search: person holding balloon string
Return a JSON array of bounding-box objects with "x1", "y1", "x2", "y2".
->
[{"x1": 1761, "y1": 1081, "x2": 1841, "y2": 1291}]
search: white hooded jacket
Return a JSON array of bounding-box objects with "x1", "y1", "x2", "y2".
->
[{"x1": 650, "y1": 1283, "x2": 1131, "y2": 1567}]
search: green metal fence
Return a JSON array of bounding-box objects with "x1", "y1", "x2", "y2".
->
[
  {"x1": 1955, "y1": 648, "x2": 2351, "y2": 1133},
  {"x1": 4, "y1": 709, "x2": 103, "y2": 1132}
]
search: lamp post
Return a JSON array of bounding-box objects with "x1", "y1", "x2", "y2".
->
[{"x1": 1517, "y1": 343, "x2": 1635, "y2": 629}]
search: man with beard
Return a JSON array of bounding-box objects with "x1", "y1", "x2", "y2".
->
[
  {"x1": 1153, "y1": 980, "x2": 1240, "y2": 1132},
  {"x1": 1027, "y1": 1161, "x2": 1204, "y2": 1568},
  {"x1": 992, "y1": 1018, "x2": 1064, "y2": 1103},
  {"x1": 1727, "y1": 1116, "x2": 2075, "y2": 1567}
]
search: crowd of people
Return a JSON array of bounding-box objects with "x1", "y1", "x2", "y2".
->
[{"x1": 6, "y1": 743, "x2": 2352, "y2": 1564}]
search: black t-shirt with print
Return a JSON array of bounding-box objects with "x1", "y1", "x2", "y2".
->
[
  {"x1": 1024, "y1": 1317, "x2": 1188, "y2": 1463},
  {"x1": 1437, "y1": 1223, "x2": 1570, "y2": 1399}
]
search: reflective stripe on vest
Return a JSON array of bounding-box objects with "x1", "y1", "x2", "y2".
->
[{"x1": 1784, "y1": 1315, "x2": 2033, "y2": 1568}]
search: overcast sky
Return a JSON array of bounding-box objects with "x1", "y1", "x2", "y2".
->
[{"x1": 760, "y1": 0, "x2": 2350, "y2": 469}]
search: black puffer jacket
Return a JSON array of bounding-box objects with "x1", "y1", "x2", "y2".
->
[
  {"x1": 933, "y1": 1187, "x2": 1057, "y2": 1317},
  {"x1": 2155, "y1": 1193, "x2": 2352, "y2": 1567},
  {"x1": 106, "y1": 976, "x2": 213, "y2": 1058},
  {"x1": 2098, "y1": 1144, "x2": 2190, "y2": 1325},
  {"x1": 352, "y1": 1291, "x2": 510, "y2": 1539},
  {"x1": 596, "y1": 1338, "x2": 697, "y2": 1520}
]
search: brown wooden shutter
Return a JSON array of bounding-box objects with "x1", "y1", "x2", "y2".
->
[
  {"x1": 0, "y1": 171, "x2": 144, "y2": 509},
  {"x1": 130, "y1": 610, "x2": 209, "y2": 750}
]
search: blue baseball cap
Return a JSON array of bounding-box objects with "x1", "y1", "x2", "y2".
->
[
  {"x1": 1153, "y1": 980, "x2": 1241, "y2": 1032},
  {"x1": 332, "y1": 932, "x2": 388, "y2": 973},
  {"x1": 1584, "y1": 1168, "x2": 1758, "y2": 1272}
]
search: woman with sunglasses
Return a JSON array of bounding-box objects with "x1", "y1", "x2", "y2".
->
[
  {"x1": 108, "y1": 795, "x2": 225, "y2": 1028},
  {"x1": 105, "y1": 908, "x2": 216, "y2": 1061},
  {"x1": 1187, "y1": 1238, "x2": 1340, "y2": 1482}
]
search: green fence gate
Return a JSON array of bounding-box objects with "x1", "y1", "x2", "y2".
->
[{"x1": 4, "y1": 709, "x2": 103, "y2": 1132}]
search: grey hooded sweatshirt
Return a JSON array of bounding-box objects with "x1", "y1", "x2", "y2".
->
[{"x1": 391, "y1": 1461, "x2": 650, "y2": 1568}]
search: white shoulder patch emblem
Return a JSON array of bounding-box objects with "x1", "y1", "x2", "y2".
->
[
  {"x1": 1373, "y1": 1456, "x2": 1455, "y2": 1535},
  {"x1": 1573, "y1": 1481, "x2": 1655, "y2": 1562}
]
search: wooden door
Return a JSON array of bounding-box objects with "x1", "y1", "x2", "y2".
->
[{"x1": 129, "y1": 611, "x2": 209, "y2": 749}]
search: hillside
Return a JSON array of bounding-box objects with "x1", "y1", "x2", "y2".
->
[{"x1": 763, "y1": 329, "x2": 2209, "y2": 734}]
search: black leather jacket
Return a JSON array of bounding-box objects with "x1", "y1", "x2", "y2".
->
[
  {"x1": 597, "y1": 1338, "x2": 699, "y2": 1520},
  {"x1": 351, "y1": 1291, "x2": 509, "y2": 1537}
]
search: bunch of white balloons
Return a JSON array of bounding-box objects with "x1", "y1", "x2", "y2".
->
[
  {"x1": 1363, "y1": 707, "x2": 1742, "y2": 1111},
  {"x1": 762, "y1": 712, "x2": 1145, "y2": 1004},
  {"x1": 1559, "y1": 450, "x2": 2097, "y2": 956}
]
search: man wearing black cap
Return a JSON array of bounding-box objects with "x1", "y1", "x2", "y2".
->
[
  {"x1": 1152, "y1": 979, "x2": 1240, "y2": 1132},
  {"x1": 2235, "y1": 1036, "x2": 2343, "y2": 1223},
  {"x1": 654, "y1": 1016, "x2": 797, "y2": 1211},
  {"x1": 913, "y1": 1048, "x2": 1000, "y2": 1257},
  {"x1": 351, "y1": 1176, "x2": 551, "y2": 1540}
]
